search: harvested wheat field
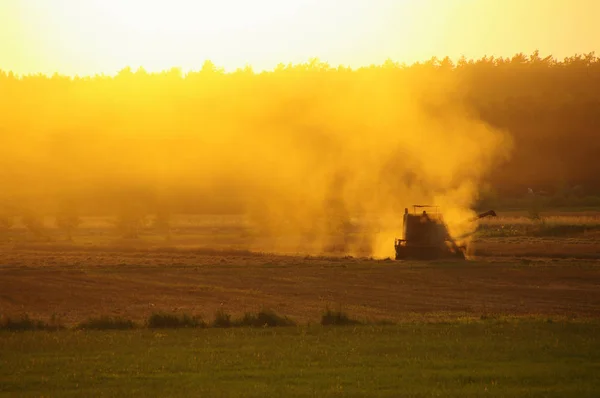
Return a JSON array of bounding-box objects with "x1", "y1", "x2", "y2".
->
[
  {"x1": 1, "y1": 245, "x2": 599, "y2": 327},
  {"x1": 2, "y1": 212, "x2": 600, "y2": 326}
]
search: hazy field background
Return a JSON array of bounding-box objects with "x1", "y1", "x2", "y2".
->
[{"x1": 2, "y1": 210, "x2": 600, "y2": 259}]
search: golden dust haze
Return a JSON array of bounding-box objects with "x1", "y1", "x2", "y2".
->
[
  {"x1": 1, "y1": 0, "x2": 597, "y2": 257},
  {"x1": 0, "y1": 62, "x2": 512, "y2": 257}
]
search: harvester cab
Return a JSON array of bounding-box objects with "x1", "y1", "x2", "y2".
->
[{"x1": 394, "y1": 205, "x2": 496, "y2": 260}]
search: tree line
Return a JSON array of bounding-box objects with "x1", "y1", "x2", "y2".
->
[{"x1": 1, "y1": 51, "x2": 599, "y2": 218}]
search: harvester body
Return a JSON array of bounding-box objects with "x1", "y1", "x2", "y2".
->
[{"x1": 394, "y1": 205, "x2": 496, "y2": 260}]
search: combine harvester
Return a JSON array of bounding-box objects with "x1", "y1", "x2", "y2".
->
[{"x1": 394, "y1": 205, "x2": 497, "y2": 260}]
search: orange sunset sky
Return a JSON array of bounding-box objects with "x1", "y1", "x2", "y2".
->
[{"x1": 1, "y1": 0, "x2": 599, "y2": 76}]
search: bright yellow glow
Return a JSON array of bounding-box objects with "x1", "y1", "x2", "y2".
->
[
  {"x1": 3, "y1": 0, "x2": 600, "y2": 76},
  {"x1": 11, "y1": 0, "x2": 427, "y2": 75}
]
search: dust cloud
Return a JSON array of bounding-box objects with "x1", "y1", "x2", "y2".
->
[{"x1": 0, "y1": 62, "x2": 512, "y2": 257}]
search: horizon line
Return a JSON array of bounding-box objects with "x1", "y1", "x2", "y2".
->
[{"x1": 1, "y1": 50, "x2": 598, "y2": 79}]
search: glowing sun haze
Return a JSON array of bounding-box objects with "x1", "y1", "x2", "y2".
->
[{"x1": 2, "y1": 0, "x2": 599, "y2": 76}]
